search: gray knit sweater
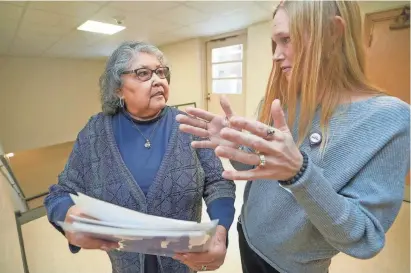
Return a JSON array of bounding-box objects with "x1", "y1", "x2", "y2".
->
[{"x1": 232, "y1": 96, "x2": 410, "y2": 273}]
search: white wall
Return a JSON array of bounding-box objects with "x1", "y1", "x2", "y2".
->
[
  {"x1": 245, "y1": 21, "x2": 273, "y2": 118},
  {"x1": 159, "y1": 38, "x2": 205, "y2": 109},
  {"x1": 0, "y1": 170, "x2": 24, "y2": 273},
  {"x1": 0, "y1": 57, "x2": 105, "y2": 153}
]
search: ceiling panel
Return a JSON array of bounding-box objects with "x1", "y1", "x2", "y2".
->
[
  {"x1": 18, "y1": 19, "x2": 73, "y2": 38},
  {"x1": 27, "y1": 1, "x2": 104, "y2": 18},
  {"x1": 254, "y1": 1, "x2": 279, "y2": 13},
  {"x1": 2, "y1": 0, "x2": 400, "y2": 59},
  {"x1": 0, "y1": 2, "x2": 24, "y2": 20},
  {"x1": 184, "y1": 1, "x2": 254, "y2": 15},
  {"x1": 91, "y1": 6, "x2": 183, "y2": 35},
  {"x1": 8, "y1": 35, "x2": 56, "y2": 57},
  {"x1": 154, "y1": 5, "x2": 211, "y2": 26},
  {"x1": 0, "y1": 30, "x2": 15, "y2": 55},
  {"x1": 106, "y1": 1, "x2": 183, "y2": 14},
  {"x1": 22, "y1": 8, "x2": 83, "y2": 29},
  {"x1": 5, "y1": 1, "x2": 28, "y2": 7},
  {"x1": 172, "y1": 3, "x2": 271, "y2": 38}
]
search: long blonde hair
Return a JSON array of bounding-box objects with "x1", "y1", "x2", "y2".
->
[{"x1": 259, "y1": 1, "x2": 382, "y2": 147}]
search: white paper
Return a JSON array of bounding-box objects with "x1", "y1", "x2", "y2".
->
[{"x1": 59, "y1": 193, "x2": 218, "y2": 256}]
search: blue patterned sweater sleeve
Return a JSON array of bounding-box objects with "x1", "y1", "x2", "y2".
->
[
  {"x1": 195, "y1": 145, "x2": 236, "y2": 231},
  {"x1": 44, "y1": 130, "x2": 89, "y2": 253}
]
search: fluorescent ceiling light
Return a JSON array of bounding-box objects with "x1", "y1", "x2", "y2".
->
[
  {"x1": 77, "y1": 20, "x2": 125, "y2": 35},
  {"x1": 6, "y1": 153, "x2": 14, "y2": 158}
]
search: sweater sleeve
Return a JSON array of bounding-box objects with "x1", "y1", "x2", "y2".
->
[
  {"x1": 195, "y1": 145, "x2": 236, "y2": 229},
  {"x1": 206, "y1": 197, "x2": 235, "y2": 231},
  {"x1": 284, "y1": 121, "x2": 410, "y2": 259},
  {"x1": 43, "y1": 122, "x2": 91, "y2": 253}
]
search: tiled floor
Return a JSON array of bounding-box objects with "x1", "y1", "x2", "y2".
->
[{"x1": 20, "y1": 159, "x2": 410, "y2": 273}]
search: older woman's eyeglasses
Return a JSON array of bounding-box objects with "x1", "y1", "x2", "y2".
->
[{"x1": 122, "y1": 67, "x2": 170, "y2": 82}]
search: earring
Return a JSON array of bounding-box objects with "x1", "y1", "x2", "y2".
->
[{"x1": 119, "y1": 97, "x2": 124, "y2": 108}]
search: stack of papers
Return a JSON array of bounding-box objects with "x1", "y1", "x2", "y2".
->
[{"x1": 58, "y1": 193, "x2": 218, "y2": 256}]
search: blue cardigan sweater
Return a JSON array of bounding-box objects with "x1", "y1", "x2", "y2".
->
[{"x1": 44, "y1": 107, "x2": 236, "y2": 273}]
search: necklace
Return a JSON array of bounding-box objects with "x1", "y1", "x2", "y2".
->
[
  {"x1": 124, "y1": 109, "x2": 166, "y2": 149},
  {"x1": 131, "y1": 120, "x2": 161, "y2": 149}
]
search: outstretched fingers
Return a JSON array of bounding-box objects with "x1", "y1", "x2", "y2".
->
[{"x1": 184, "y1": 107, "x2": 216, "y2": 122}]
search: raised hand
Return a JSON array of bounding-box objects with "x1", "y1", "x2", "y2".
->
[
  {"x1": 214, "y1": 99, "x2": 303, "y2": 181},
  {"x1": 176, "y1": 96, "x2": 240, "y2": 149}
]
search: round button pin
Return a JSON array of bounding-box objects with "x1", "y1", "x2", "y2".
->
[{"x1": 309, "y1": 132, "x2": 322, "y2": 146}]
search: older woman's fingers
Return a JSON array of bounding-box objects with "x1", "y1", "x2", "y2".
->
[
  {"x1": 185, "y1": 107, "x2": 216, "y2": 122},
  {"x1": 69, "y1": 233, "x2": 118, "y2": 250},
  {"x1": 176, "y1": 114, "x2": 207, "y2": 129},
  {"x1": 229, "y1": 116, "x2": 283, "y2": 141},
  {"x1": 220, "y1": 128, "x2": 280, "y2": 155},
  {"x1": 220, "y1": 95, "x2": 234, "y2": 118},
  {"x1": 179, "y1": 124, "x2": 209, "y2": 138},
  {"x1": 215, "y1": 146, "x2": 260, "y2": 166}
]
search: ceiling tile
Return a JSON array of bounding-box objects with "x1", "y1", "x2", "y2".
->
[
  {"x1": 27, "y1": 1, "x2": 103, "y2": 18},
  {"x1": 45, "y1": 29, "x2": 109, "y2": 58},
  {"x1": 184, "y1": 1, "x2": 254, "y2": 15},
  {"x1": 155, "y1": 5, "x2": 211, "y2": 26},
  {"x1": 91, "y1": 6, "x2": 183, "y2": 35},
  {"x1": 22, "y1": 8, "x2": 83, "y2": 29},
  {"x1": 8, "y1": 35, "x2": 57, "y2": 57},
  {"x1": 254, "y1": 1, "x2": 280, "y2": 13},
  {"x1": 106, "y1": 1, "x2": 183, "y2": 14},
  {"x1": 18, "y1": 6, "x2": 85, "y2": 39},
  {"x1": 19, "y1": 19, "x2": 74, "y2": 37},
  {"x1": 5, "y1": 1, "x2": 28, "y2": 7},
  {"x1": 149, "y1": 28, "x2": 194, "y2": 47},
  {"x1": 0, "y1": 2, "x2": 24, "y2": 20},
  {"x1": 174, "y1": 4, "x2": 271, "y2": 38},
  {"x1": 0, "y1": 16, "x2": 19, "y2": 35},
  {"x1": 0, "y1": 30, "x2": 15, "y2": 55}
]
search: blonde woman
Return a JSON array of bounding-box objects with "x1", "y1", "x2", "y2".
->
[{"x1": 176, "y1": 1, "x2": 410, "y2": 273}]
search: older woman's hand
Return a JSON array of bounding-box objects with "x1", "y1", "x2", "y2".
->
[
  {"x1": 64, "y1": 205, "x2": 119, "y2": 251},
  {"x1": 215, "y1": 99, "x2": 303, "y2": 181},
  {"x1": 174, "y1": 226, "x2": 227, "y2": 271},
  {"x1": 176, "y1": 96, "x2": 240, "y2": 149}
]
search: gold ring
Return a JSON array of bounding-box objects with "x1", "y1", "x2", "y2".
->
[{"x1": 258, "y1": 154, "x2": 266, "y2": 167}]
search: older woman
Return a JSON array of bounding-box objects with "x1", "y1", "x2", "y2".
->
[
  {"x1": 44, "y1": 41, "x2": 236, "y2": 273},
  {"x1": 178, "y1": 1, "x2": 410, "y2": 273}
]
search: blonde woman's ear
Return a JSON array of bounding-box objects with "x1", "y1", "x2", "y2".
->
[{"x1": 333, "y1": 16, "x2": 346, "y2": 37}]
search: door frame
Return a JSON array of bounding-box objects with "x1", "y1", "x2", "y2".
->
[
  {"x1": 364, "y1": 6, "x2": 410, "y2": 202},
  {"x1": 364, "y1": 6, "x2": 407, "y2": 48},
  {"x1": 204, "y1": 30, "x2": 247, "y2": 114}
]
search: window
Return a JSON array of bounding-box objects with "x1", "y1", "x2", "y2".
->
[{"x1": 210, "y1": 44, "x2": 244, "y2": 95}]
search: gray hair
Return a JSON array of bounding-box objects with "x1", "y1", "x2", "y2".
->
[{"x1": 99, "y1": 41, "x2": 167, "y2": 115}]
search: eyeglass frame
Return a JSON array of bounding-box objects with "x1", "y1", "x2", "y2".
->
[{"x1": 121, "y1": 66, "x2": 171, "y2": 82}]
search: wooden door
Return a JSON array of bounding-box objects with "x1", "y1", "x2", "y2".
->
[{"x1": 364, "y1": 6, "x2": 410, "y2": 201}]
